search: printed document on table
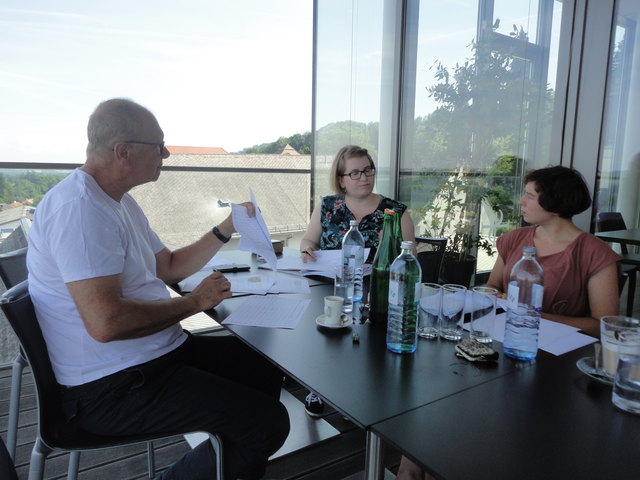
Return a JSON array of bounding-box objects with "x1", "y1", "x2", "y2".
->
[
  {"x1": 231, "y1": 190, "x2": 277, "y2": 270},
  {"x1": 200, "y1": 255, "x2": 234, "y2": 271},
  {"x1": 222, "y1": 296, "x2": 311, "y2": 329},
  {"x1": 261, "y1": 248, "x2": 371, "y2": 278},
  {"x1": 488, "y1": 313, "x2": 595, "y2": 355},
  {"x1": 267, "y1": 277, "x2": 311, "y2": 294},
  {"x1": 229, "y1": 275, "x2": 275, "y2": 295},
  {"x1": 180, "y1": 255, "x2": 234, "y2": 292}
]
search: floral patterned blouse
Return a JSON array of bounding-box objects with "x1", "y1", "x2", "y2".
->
[{"x1": 319, "y1": 195, "x2": 407, "y2": 257}]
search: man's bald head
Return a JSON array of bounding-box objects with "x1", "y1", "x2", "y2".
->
[{"x1": 86, "y1": 98, "x2": 157, "y2": 157}]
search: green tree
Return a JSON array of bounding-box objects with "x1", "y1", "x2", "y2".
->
[{"x1": 241, "y1": 132, "x2": 312, "y2": 155}]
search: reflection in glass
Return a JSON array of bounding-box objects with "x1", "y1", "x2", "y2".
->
[
  {"x1": 398, "y1": 0, "x2": 564, "y2": 274},
  {"x1": 595, "y1": 0, "x2": 640, "y2": 234}
]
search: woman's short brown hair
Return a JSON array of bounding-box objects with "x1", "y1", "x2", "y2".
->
[
  {"x1": 329, "y1": 145, "x2": 375, "y2": 195},
  {"x1": 524, "y1": 165, "x2": 592, "y2": 219}
]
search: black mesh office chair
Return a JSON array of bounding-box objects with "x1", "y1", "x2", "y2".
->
[
  {"x1": 0, "y1": 247, "x2": 29, "y2": 462},
  {"x1": 0, "y1": 281, "x2": 224, "y2": 480},
  {"x1": 596, "y1": 212, "x2": 640, "y2": 316},
  {"x1": 415, "y1": 237, "x2": 447, "y2": 284}
]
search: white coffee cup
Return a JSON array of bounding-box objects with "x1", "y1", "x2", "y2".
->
[{"x1": 324, "y1": 295, "x2": 344, "y2": 325}]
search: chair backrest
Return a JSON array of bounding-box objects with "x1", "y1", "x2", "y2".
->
[
  {"x1": 596, "y1": 211, "x2": 627, "y2": 232},
  {"x1": 415, "y1": 237, "x2": 447, "y2": 284},
  {"x1": 0, "y1": 247, "x2": 28, "y2": 289},
  {"x1": 596, "y1": 212, "x2": 629, "y2": 254},
  {"x1": 0, "y1": 280, "x2": 72, "y2": 448},
  {"x1": 0, "y1": 436, "x2": 18, "y2": 480}
]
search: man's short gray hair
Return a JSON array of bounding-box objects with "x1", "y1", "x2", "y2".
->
[{"x1": 86, "y1": 98, "x2": 153, "y2": 155}]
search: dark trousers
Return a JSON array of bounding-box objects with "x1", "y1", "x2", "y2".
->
[{"x1": 61, "y1": 333, "x2": 290, "y2": 479}]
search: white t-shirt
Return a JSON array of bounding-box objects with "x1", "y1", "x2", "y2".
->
[{"x1": 27, "y1": 169, "x2": 186, "y2": 386}]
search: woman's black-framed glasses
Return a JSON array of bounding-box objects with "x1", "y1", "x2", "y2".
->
[{"x1": 341, "y1": 167, "x2": 376, "y2": 180}]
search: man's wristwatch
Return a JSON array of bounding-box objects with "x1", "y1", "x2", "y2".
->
[{"x1": 212, "y1": 225, "x2": 231, "y2": 243}]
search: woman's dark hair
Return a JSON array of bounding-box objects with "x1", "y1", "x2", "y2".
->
[{"x1": 524, "y1": 165, "x2": 591, "y2": 218}]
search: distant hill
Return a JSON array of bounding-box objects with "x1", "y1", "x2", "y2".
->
[
  {"x1": 240, "y1": 132, "x2": 311, "y2": 154},
  {"x1": 239, "y1": 120, "x2": 381, "y2": 156}
]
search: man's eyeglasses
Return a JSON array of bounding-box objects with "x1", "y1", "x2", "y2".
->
[
  {"x1": 341, "y1": 167, "x2": 376, "y2": 180},
  {"x1": 122, "y1": 140, "x2": 165, "y2": 155}
]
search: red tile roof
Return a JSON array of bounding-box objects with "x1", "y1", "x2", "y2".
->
[{"x1": 166, "y1": 146, "x2": 228, "y2": 155}]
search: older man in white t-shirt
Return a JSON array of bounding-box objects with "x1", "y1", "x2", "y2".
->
[{"x1": 27, "y1": 98, "x2": 289, "y2": 480}]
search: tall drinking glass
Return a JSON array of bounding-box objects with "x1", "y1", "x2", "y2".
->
[
  {"x1": 440, "y1": 284, "x2": 467, "y2": 341},
  {"x1": 418, "y1": 283, "x2": 442, "y2": 339},
  {"x1": 600, "y1": 316, "x2": 640, "y2": 378},
  {"x1": 612, "y1": 330, "x2": 640, "y2": 414},
  {"x1": 469, "y1": 286, "x2": 498, "y2": 343}
]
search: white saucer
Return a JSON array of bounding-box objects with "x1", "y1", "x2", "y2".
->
[
  {"x1": 316, "y1": 314, "x2": 350, "y2": 329},
  {"x1": 576, "y1": 356, "x2": 613, "y2": 386}
]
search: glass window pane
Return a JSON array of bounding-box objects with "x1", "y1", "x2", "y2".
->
[
  {"x1": 399, "y1": 0, "x2": 565, "y2": 278},
  {"x1": 494, "y1": 0, "x2": 540, "y2": 43},
  {"x1": 0, "y1": 2, "x2": 311, "y2": 165},
  {"x1": 595, "y1": 0, "x2": 640, "y2": 234},
  {"x1": 314, "y1": 0, "x2": 392, "y2": 201},
  {"x1": 0, "y1": 1, "x2": 312, "y2": 365}
]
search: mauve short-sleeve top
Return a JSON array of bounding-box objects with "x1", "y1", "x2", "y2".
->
[{"x1": 497, "y1": 225, "x2": 621, "y2": 317}]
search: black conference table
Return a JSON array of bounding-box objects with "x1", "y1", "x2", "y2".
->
[
  {"x1": 596, "y1": 227, "x2": 640, "y2": 246},
  {"x1": 186, "y1": 250, "x2": 534, "y2": 479},
  {"x1": 371, "y1": 345, "x2": 640, "y2": 480},
  {"x1": 185, "y1": 250, "x2": 640, "y2": 479}
]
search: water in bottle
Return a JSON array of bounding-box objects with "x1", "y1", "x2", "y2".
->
[
  {"x1": 340, "y1": 220, "x2": 365, "y2": 313},
  {"x1": 386, "y1": 241, "x2": 422, "y2": 354},
  {"x1": 503, "y1": 246, "x2": 544, "y2": 361},
  {"x1": 369, "y1": 209, "x2": 403, "y2": 324}
]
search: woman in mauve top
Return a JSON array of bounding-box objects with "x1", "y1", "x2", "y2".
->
[
  {"x1": 399, "y1": 166, "x2": 621, "y2": 480},
  {"x1": 487, "y1": 165, "x2": 620, "y2": 338}
]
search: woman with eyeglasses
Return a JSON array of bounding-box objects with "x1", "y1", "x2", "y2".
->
[
  {"x1": 300, "y1": 145, "x2": 415, "y2": 264},
  {"x1": 299, "y1": 145, "x2": 415, "y2": 418}
]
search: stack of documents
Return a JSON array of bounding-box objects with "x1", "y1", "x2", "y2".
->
[{"x1": 260, "y1": 249, "x2": 372, "y2": 278}]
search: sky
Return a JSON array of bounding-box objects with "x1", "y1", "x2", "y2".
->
[{"x1": 0, "y1": 0, "x2": 313, "y2": 163}]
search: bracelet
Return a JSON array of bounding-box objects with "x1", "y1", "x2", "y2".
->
[{"x1": 212, "y1": 225, "x2": 231, "y2": 243}]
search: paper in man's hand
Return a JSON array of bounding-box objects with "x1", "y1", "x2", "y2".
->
[{"x1": 231, "y1": 190, "x2": 278, "y2": 270}]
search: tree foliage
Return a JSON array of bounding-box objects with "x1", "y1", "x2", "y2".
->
[
  {"x1": 0, "y1": 171, "x2": 67, "y2": 206},
  {"x1": 241, "y1": 132, "x2": 312, "y2": 155},
  {"x1": 411, "y1": 22, "x2": 555, "y2": 259}
]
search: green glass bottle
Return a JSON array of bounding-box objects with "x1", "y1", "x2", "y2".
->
[{"x1": 368, "y1": 208, "x2": 403, "y2": 324}]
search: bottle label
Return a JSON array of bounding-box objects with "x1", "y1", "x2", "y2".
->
[
  {"x1": 507, "y1": 281, "x2": 519, "y2": 310},
  {"x1": 388, "y1": 279, "x2": 400, "y2": 306},
  {"x1": 532, "y1": 283, "x2": 544, "y2": 310}
]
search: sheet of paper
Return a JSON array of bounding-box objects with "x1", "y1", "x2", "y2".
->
[
  {"x1": 487, "y1": 312, "x2": 591, "y2": 355},
  {"x1": 267, "y1": 277, "x2": 311, "y2": 294},
  {"x1": 261, "y1": 248, "x2": 371, "y2": 278},
  {"x1": 201, "y1": 255, "x2": 233, "y2": 271},
  {"x1": 543, "y1": 331, "x2": 596, "y2": 355},
  {"x1": 229, "y1": 275, "x2": 275, "y2": 295},
  {"x1": 231, "y1": 190, "x2": 277, "y2": 270},
  {"x1": 180, "y1": 271, "x2": 209, "y2": 292},
  {"x1": 222, "y1": 296, "x2": 311, "y2": 329}
]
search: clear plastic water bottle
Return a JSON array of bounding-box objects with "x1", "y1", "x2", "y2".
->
[
  {"x1": 386, "y1": 241, "x2": 422, "y2": 354},
  {"x1": 340, "y1": 220, "x2": 365, "y2": 312},
  {"x1": 503, "y1": 246, "x2": 544, "y2": 361}
]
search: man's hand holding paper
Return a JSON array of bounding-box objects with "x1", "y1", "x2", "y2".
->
[{"x1": 231, "y1": 190, "x2": 278, "y2": 271}]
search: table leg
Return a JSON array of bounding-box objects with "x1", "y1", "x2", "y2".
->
[{"x1": 364, "y1": 430, "x2": 385, "y2": 480}]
